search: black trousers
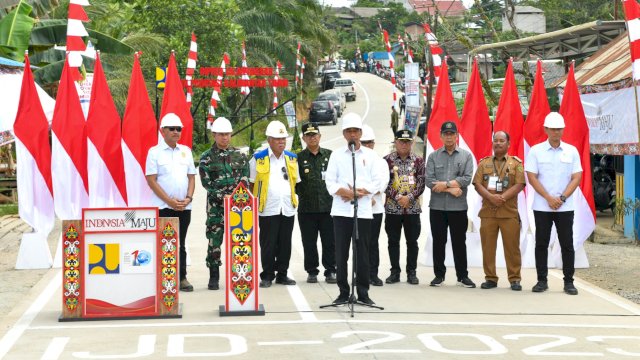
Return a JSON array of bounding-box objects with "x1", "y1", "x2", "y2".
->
[
  {"x1": 385, "y1": 213, "x2": 421, "y2": 274},
  {"x1": 369, "y1": 213, "x2": 383, "y2": 277},
  {"x1": 430, "y1": 209, "x2": 468, "y2": 280},
  {"x1": 333, "y1": 216, "x2": 371, "y2": 298},
  {"x1": 159, "y1": 208, "x2": 191, "y2": 280},
  {"x1": 298, "y1": 212, "x2": 336, "y2": 276},
  {"x1": 533, "y1": 211, "x2": 575, "y2": 283},
  {"x1": 259, "y1": 214, "x2": 295, "y2": 281}
]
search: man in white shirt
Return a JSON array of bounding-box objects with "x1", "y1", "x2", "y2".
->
[
  {"x1": 525, "y1": 112, "x2": 583, "y2": 296},
  {"x1": 359, "y1": 125, "x2": 390, "y2": 287},
  {"x1": 249, "y1": 121, "x2": 301, "y2": 288},
  {"x1": 325, "y1": 113, "x2": 383, "y2": 305},
  {"x1": 146, "y1": 113, "x2": 197, "y2": 292}
]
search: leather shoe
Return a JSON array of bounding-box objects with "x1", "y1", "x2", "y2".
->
[
  {"x1": 307, "y1": 274, "x2": 318, "y2": 283},
  {"x1": 358, "y1": 297, "x2": 375, "y2": 305},
  {"x1": 275, "y1": 276, "x2": 297, "y2": 285},
  {"x1": 407, "y1": 271, "x2": 419, "y2": 285},
  {"x1": 179, "y1": 278, "x2": 194, "y2": 292},
  {"x1": 481, "y1": 280, "x2": 498, "y2": 289},
  {"x1": 385, "y1": 273, "x2": 400, "y2": 284},
  {"x1": 564, "y1": 282, "x2": 578, "y2": 295},
  {"x1": 325, "y1": 272, "x2": 337, "y2": 284},
  {"x1": 259, "y1": 280, "x2": 272, "y2": 288},
  {"x1": 510, "y1": 281, "x2": 522, "y2": 291},
  {"x1": 333, "y1": 294, "x2": 350, "y2": 304},
  {"x1": 370, "y1": 276, "x2": 384, "y2": 286},
  {"x1": 532, "y1": 281, "x2": 548, "y2": 292}
]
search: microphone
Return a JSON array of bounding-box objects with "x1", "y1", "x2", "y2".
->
[{"x1": 348, "y1": 140, "x2": 356, "y2": 152}]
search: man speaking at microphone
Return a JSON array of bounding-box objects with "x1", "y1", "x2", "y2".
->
[{"x1": 325, "y1": 113, "x2": 384, "y2": 305}]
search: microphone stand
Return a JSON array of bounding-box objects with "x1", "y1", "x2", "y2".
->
[{"x1": 320, "y1": 141, "x2": 383, "y2": 317}]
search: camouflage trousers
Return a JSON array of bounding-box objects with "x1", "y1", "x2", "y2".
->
[{"x1": 206, "y1": 212, "x2": 224, "y2": 268}]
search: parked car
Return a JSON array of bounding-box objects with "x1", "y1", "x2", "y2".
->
[
  {"x1": 309, "y1": 100, "x2": 337, "y2": 125},
  {"x1": 317, "y1": 89, "x2": 345, "y2": 117},
  {"x1": 333, "y1": 79, "x2": 356, "y2": 101},
  {"x1": 417, "y1": 116, "x2": 426, "y2": 141},
  {"x1": 322, "y1": 69, "x2": 341, "y2": 90}
]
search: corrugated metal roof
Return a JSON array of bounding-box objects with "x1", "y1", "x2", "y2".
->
[
  {"x1": 0, "y1": 57, "x2": 25, "y2": 68},
  {"x1": 554, "y1": 32, "x2": 631, "y2": 87}
]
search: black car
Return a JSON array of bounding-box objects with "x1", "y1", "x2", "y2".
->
[
  {"x1": 322, "y1": 70, "x2": 341, "y2": 91},
  {"x1": 309, "y1": 100, "x2": 337, "y2": 125}
]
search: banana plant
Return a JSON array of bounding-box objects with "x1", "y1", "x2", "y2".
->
[{"x1": 0, "y1": 0, "x2": 34, "y2": 61}]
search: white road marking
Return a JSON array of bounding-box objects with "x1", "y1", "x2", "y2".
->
[
  {"x1": 0, "y1": 270, "x2": 61, "y2": 359},
  {"x1": 28, "y1": 319, "x2": 640, "y2": 331},
  {"x1": 41, "y1": 337, "x2": 69, "y2": 360},
  {"x1": 549, "y1": 272, "x2": 640, "y2": 315},
  {"x1": 257, "y1": 340, "x2": 324, "y2": 346},
  {"x1": 283, "y1": 275, "x2": 317, "y2": 322}
]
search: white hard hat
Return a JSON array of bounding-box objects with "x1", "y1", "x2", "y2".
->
[
  {"x1": 265, "y1": 121, "x2": 288, "y2": 138},
  {"x1": 543, "y1": 112, "x2": 565, "y2": 128},
  {"x1": 160, "y1": 113, "x2": 183, "y2": 128},
  {"x1": 210, "y1": 117, "x2": 233, "y2": 133},
  {"x1": 341, "y1": 112, "x2": 363, "y2": 130},
  {"x1": 361, "y1": 124, "x2": 375, "y2": 141}
]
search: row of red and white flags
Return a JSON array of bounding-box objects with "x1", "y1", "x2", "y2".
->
[
  {"x1": 423, "y1": 56, "x2": 595, "y2": 247},
  {"x1": 14, "y1": 51, "x2": 191, "y2": 238}
]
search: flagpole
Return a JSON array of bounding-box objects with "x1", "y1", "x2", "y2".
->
[{"x1": 624, "y1": 31, "x2": 640, "y2": 146}]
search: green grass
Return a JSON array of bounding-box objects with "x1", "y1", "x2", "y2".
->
[{"x1": 0, "y1": 204, "x2": 18, "y2": 216}]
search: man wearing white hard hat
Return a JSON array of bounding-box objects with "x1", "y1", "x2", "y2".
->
[
  {"x1": 525, "y1": 112, "x2": 583, "y2": 296},
  {"x1": 249, "y1": 121, "x2": 300, "y2": 288},
  {"x1": 199, "y1": 117, "x2": 249, "y2": 290},
  {"x1": 146, "y1": 113, "x2": 197, "y2": 292},
  {"x1": 359, "y1": 125, "x2": 390, "y2": 287},
  {"x1": 325, "y1": 113, "x2": 384, "y2": 305}
]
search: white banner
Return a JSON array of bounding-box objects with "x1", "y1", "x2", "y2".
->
[
  {"x1": 577, "y1": 87, "x2": 640, "y2": 145},
  {"x1": 283, "y1": 101, "x2": 296, "y2": 128},
  {"x1": 404, "y1": 63, "x2": 421, "y2": 107}
]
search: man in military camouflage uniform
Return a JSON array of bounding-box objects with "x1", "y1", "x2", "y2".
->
[
  {"x1": 199, "y1": 117, "x2": 249, "y2": 290},
  {"x1": 473, "y1": 131, "x2": 525, "y2": 291}
]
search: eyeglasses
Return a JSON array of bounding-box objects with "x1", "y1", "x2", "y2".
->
[
  {"x1": 165, "y1": 127, "x2": 182, "y2": 132},
  {"x1": 281, "y1": 166, "x2": 289, "y2": 181},
  {"x1": 361, "y1": 141, "x2": 374, "y2": 145}
]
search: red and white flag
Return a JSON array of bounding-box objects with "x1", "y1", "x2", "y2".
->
[
  {"x1": 493, "y1": 58, "x2": 528, "y2": 234},
  {"x1": 494, "y1": 59, "x2": 524, "y2": 160},
  {"x1": 426, "y1": 58, "x2": 458, "y2": 156},
  {"x1": 382, "y1": 29, "x2": 397, "y2": 103},
  {"x1": 207, "y1": 53, "x2": 230, "y2": 130},
  {"x1": 185, "y1": 32, "x2": 198, "y2": 105},
  {"x1": 559, "y1": 63, "x2": 596, "y2": 248},
  {"x1": 51, "y1": 57, "x2": 89, "y2": 219},
  {"x1": 624, "y1": 0, "x2": 640, "y2": 80},
  {"x1": 66, "y1": 0, "x2": 90, "y2": 80},
  {"x1": 122, "y1": 52, "x2": 156, "y2": 207},
  {"x1": 240, "y1": 41, "x2": 250, "y2": 95},
  {"x1": 13, "y1": 54, "x2": 54, "y2": 235},
  {"x1": 458, "y1": 57, "x2": 492, "y2": 230},
  {"x1": 160, "y1": 52, "x2": 194, "y2": 148},
  {"x1": 86, "y1": 52, "x2": 127, "y2": 207},
  {"x1": 523, "y1": 60, "x2": 551, "y2": 236},
  {"x1": 272, "y1": 60, "x2": 282, "y2": 111},
  {"x1": 422, "y1": 23, "x2": 443, "y2": 84}
]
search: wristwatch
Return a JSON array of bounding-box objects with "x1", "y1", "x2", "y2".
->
[{"x1": 559, "y1": 195, "x2": 567, "y2": 203}]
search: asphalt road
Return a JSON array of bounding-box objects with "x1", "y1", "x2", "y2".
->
[{"x1": 0, "y1": 73, "x2": 639, "y2": 360}]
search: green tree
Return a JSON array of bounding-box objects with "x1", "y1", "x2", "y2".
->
[{"x1": 519, "y1": 0, "x2": 614, "y2": 30}]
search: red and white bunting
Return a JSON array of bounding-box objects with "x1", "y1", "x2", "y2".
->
[
  {"x1": 295, "y1": 41, "x2": 301, "y2": 87},
  {"x1": 66, "y1": 0, "x2": 90, "y2": 79},
  {"x1": 240, "y1": 42, "x2": 250, "y2": 95},
  {"x1": 382, "y1": 29, "x2": 397, "y2": 102},
  {"x1": 624, "y1": 0, "x2": 640, "y2": 80},
  {"x1": 300, "y1": 57, "x2": 306, "y2": 84},
  {"x1": 207, "y1": 53, "x2": 230, "y2": 130},
  {"x1": 272, "y1": 61, "x2": 282, "y2": 112},
  {"x1": 422, "y1": 23, "x2": 443, "y2": 84},
  {"x1": 398, "y1": 34, "x2": 406, "y2": 57},
  {"x1": 185, "y1": 32, "x2": 198, "y2": 105}
]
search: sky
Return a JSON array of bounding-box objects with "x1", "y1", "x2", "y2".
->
[{"x1": 319, "y1": 0, "x2": 474, "y2": 8}]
